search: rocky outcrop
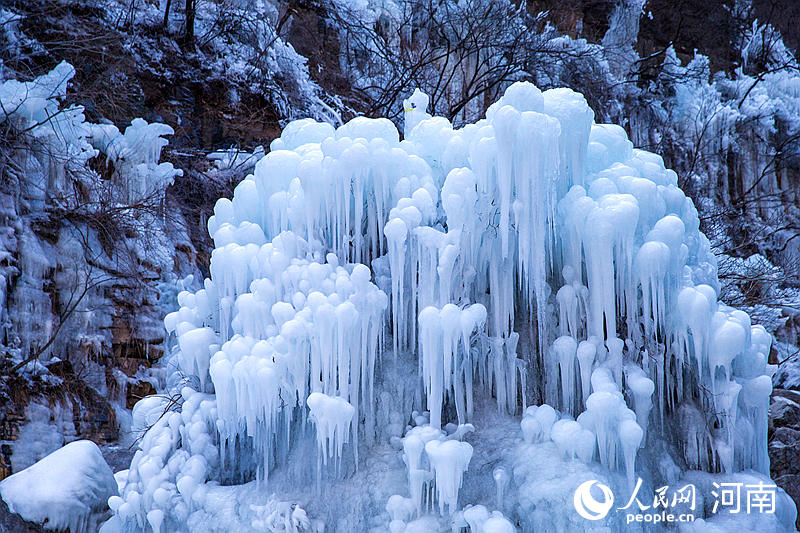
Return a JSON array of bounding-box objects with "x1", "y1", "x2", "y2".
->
[
  {"x1": 0, "y1": 360, "x2": 119, "y2": 476},
  {"x1": 0, "y1": 498, "x2": 42, "y2": 533},
  {"x1": 769, "y1": 388, "x2": 800, "y2": 528}
]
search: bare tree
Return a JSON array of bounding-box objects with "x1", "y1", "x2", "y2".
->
[
  {"x1": 329, "y1": 0, "x2": 606, "y2": 124},
  {"x1": 164, "y1": 0, "x2": 173, "y2": 29}
]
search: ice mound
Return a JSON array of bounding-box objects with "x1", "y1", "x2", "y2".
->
[{"x1": 111, "y1": 80, "x2": 780, "y2": 531}]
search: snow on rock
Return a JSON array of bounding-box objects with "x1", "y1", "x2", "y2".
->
[{"x1": 0, "y1": 440, "x2": 117, "y2": 533}]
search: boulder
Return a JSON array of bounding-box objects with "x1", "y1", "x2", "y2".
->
[{"x1": 0, "y1": 440, "x2": 117, "y2": 533}]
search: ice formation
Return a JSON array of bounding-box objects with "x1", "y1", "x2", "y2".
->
[
  {"x1": 250, "y1": 497, "x2": 317, "y2": 532},
  {"x1": 108, "y1": 80, "x2": 785, "y2": 531},
  {"x1": 399, "y1": 423, "x2": 474, "y2": 517},
  {"x1": 307, "y1": 392, "x2": 355, "y2": 474},
  {"x1": 87, "y1": 118, "x2": 181, "y2": 203},
  {"x1": 0, "y1": 61, "x2": 180, "y2": 206},
  {"x1": 454, "y1": 505, "x2": 515, "y2": 533}
]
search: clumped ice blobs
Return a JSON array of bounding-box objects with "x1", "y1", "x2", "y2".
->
[
  {"x1": 523, "y1": 367, "x2": 647, "y2": 483},
  {"x1": 521, "y1": 404, "x2": 597, "y2": 465},
  {"x1": 551, "y1": 419, "x2": 593, "y2": 463},
  {"x1": 456, "y1": 505, "x2": 516, "y2": 533},
  {"x1": 398, "y1": 422, "x2": 475, "y2": 519},
  {"x1": 386, "y1": 495, "x2": 416, "y2": 524},
  {"x1": 521, "y1": 404, "x2": 556, "y2": 443},
  {"x1": 108, "y1": 389, "x2": 218, "y2": 532},
  {"x1": 424, "y1": 439, "x2": 473, "y2": 515},
  {"x1": 306, "y1": 393, "x2": 355, "y2": 475}
]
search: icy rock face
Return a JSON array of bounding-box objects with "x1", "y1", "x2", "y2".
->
[
  {"x1": 0, "y1": 440, "x2": 117, "y2": 533},
  {"x1": 9, "y1": 400, "x2": 78, "y2": 473},
  {"x1": 0, "y1": 65, "x2": 199, "y2": 510},
  {"x1": 116, "y1": 80, "x2": 777, "y2": 530},
  {"x1": 0, "y1": 62, "x2": 189, "y2": 388}
]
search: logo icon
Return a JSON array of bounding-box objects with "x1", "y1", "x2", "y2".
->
[{"x1": 574, "y1": 480, "x2": 615, "y2": 520}]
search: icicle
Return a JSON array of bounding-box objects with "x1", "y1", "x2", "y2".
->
[
  {"x1": 493, "y1": 467, "x2": 510, "y2": 511},
  {"x1": 552, "y1": 336, "x2": 578, "y2": 414},
  {"x1": 625, "y1": 364, "x2": 654, "y2": 441},
  {"x1": 576, "y1": 341, "x2": 596, "y2": 409},
  {"x1": 619, "y1": 419, "x2": 643, "y2": 488}
]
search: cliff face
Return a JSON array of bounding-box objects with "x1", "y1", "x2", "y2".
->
[
  {"x1": 0, "y1": 0, "x2": 799, "y2": 527},
  {"x1": 0, "y1": 98, "x2": 198, "y2": 475}
]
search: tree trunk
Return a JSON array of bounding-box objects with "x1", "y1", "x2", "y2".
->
[
  {"x1": 184, "y1": 0, "x2": 195, "y2": 44},
  {"x1": 163, "y1": 0, "x2": 172, "y2": 29}
]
